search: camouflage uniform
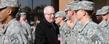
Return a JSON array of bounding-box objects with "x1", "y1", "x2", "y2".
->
[
  {"x1": 74, "y1": 20, "x2": 104, "y2": 44},
  {"x1": 20, "y1": 12, "x2": 33, "y2": 44},
  {"x1": 0, "y1": 23, "x2": 4, "y2": 44},
  {"x1": 60, "y1": 22, "x2": 78, "y2": 44},
  {"x1": 66, "y1": 1, "x2": 104, "y2": 44},
  {"x1": 65, "y1": 22, "x2": 78, "y2": 44},
  {"x1": 59, "y1": 21, "x2": 78, "y2": 44},
  {"x1": 97, "y1": 20, "x2": 109, "y2": 44},
  {"x1": 55, "y1": 11, "x2": 66, "y2": 37},
  {"x1": 55, "y1": 11, "x2": 66, "y2": 44},
  {"x1": 59, "y1": 22, "x2": 68, "y2": 44},
  {"x1": 60, "y1": 1, "x2": 79, "y2": 44},
  {"x1": 21, "y1": 22, "x2": 33, "y2": 44},
  {"x1": 96, "y1": 6, "x2": 109, "y2": 44},
  {"x1": 1, "y1": 19, "x2": 28, "y2": 44},
  {"x1": 0, "y1": 0, "x2": 29, "y2": 44}
]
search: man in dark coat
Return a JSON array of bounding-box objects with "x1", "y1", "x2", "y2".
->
[{"x1": 34, "y1": 6, "x2": 60, "y2": 44}]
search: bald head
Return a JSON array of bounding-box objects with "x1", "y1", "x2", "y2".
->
[{"x1": 43, "y1": 6, "x2": 55, "y2": 23}]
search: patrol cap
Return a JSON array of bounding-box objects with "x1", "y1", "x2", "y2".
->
[
  {"x1": 96, "y1": 6, "x2": 109, "y2": 15},
  {"x1": 69, "y1": 1, "x2": 94, "y2": 11},
  {"x1": 65, "y1": 1, "x2": 79, "y2": 11},
  {"x1": 78, "y1": 1, "x2": 94, "y2": 10},
  {"x1": 0, "y1": 0, "x2": 18, "y2": 8},
  {"x1": 55, "y1": 11, "x2": 66, "y2": 18}
]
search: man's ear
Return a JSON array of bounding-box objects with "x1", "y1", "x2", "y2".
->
[
  {"x1": 83, "y1": 11, "x2": 87, "y2": 16},
  {"x1": 7, "y1": 8, "x2": 13, "y2": 15},
  {"x1": 83, "y1": 12, "x2": 86, "y2": 16}
]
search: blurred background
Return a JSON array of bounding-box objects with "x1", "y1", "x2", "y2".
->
[{"x1": 18, "y1": 0, "x2": 109, "y2": 25}]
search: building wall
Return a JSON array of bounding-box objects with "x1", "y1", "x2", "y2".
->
[
  {"x1": 59, "y1": 0, "x2": 75, "y2": 11},
  {"x1": 94, "y1": 0, "x2": 107, "y2": 10},
  {"x1": 106, "y1": 0, "x2": 109, "y2": 5}
]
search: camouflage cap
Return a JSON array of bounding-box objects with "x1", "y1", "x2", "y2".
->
[
  {"x1": 0, "y1": 0, "x2": 18, "y2": 8},
  {"x1": 55, "y1": 11, "x2": 66, "y2": 18},
  {"x1": 66, "y1": 1, "x2": 79, "y2": 11},
  {"x1": 96, "y1": 6, "x2": 109, "y2": 15},
  {"x1": 69, "y1": 1, "x2": 94, "y2": 11},
  {"x1": 78, "y1": 1, "x2": 94, "y2": 10}
]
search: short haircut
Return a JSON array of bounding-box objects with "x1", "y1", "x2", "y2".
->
[
  {"x1": 43, "y1": 6, "x2": 54, "y2": 14},
  {"x1": 10, "y1": 7, "x2": 19, "y2": 18}
]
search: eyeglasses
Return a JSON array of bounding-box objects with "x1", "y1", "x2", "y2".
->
[{"x1": 0, "y1": 7, "x2": 7, "y2": 11}]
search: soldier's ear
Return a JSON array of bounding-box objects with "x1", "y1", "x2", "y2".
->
[
  {"x1": 7, "y1": 7, "x2": 13, "y2": 15},
  {"x1": 83, "y1": 12, "x2": 86, "y2": 16},
  {"x1": 83, "y1": 11, "x2": 88, "y2": 16}
]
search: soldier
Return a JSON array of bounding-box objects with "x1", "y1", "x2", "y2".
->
[
  {"x1": 0, "y1": 0, "x2": 28, "y2": 44},
  {"x1": 59, "y1": 1, "x2": 79, "y2": 44},
  {"x1": 16, "y1": 12, "x2": 33, "y2": 44},
  {"x1": 73, "y1": 1, "x2": 104, "y2": 44},
  {"x1": 55, "y1": 11, "x2": 66, "y2": 44},
  {"x1": 55, "y1": 11, "x2": 66, "y2": 36},
  {"x1": 0, "y1": 22, "x2": 4, "y2": 43},
  {"x1": 96, "y1": 6, "x2": 109, "y2": 44},
  {"x1": 55, "y1": 11, "x2": 66, "y2": 26}
]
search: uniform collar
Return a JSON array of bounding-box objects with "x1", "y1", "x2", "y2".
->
[
  {"x1": 3, "y1": 19, "x2": 17, "y2": 34},
  {"x1": 99, "y1": 20, "x2": 108, "y2": 27}
]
